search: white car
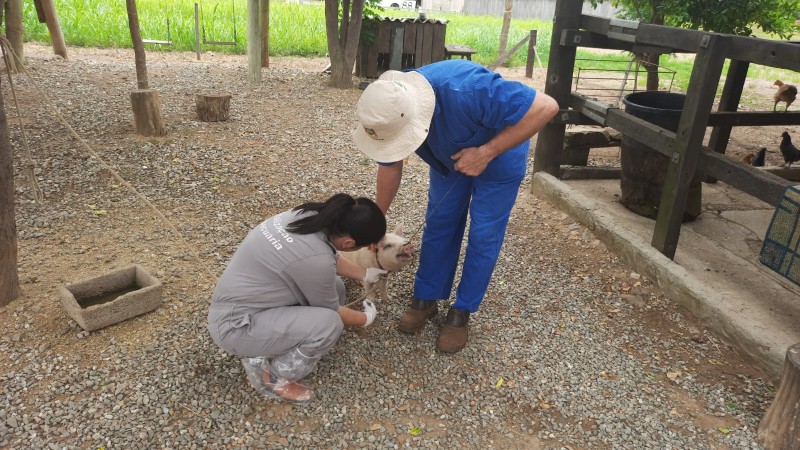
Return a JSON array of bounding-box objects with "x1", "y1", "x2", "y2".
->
[{"x1": 378, "y1": 0, "x2": 419, "y2": 9}]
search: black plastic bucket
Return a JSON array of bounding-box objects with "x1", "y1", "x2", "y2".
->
[
  {"x1": 619, "y1": 91, "x2": 700, "y2": 221},
  {"x1": 622, "y1": 91, "x2": 686, "y2": 132}
]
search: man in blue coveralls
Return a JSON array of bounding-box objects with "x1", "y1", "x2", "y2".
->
[{"x1": 352, "y1": 59, "x2": 559, "y2": 352}]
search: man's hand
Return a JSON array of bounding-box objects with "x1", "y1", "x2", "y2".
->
[
  {"x1": 363, "y1": 300, "x2": 378, "y2": 327},
  {"x1": 363, "y1": 267, "x2": 388, "y2": 284},
  {"x1": 451, "y1": 146, "x2": 493, "y2": 176}
]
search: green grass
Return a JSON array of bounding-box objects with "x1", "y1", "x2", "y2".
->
[
  {"x1": 20, "y1": 0, "x2": 796, "y2": 99},
  {"x1": 21, "y1": 0, "x2": 550, "y2": 65}
]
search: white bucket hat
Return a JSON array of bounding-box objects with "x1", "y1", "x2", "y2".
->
[{"x1": 352, "y1": 70, "x2": 435, "y2": 163}]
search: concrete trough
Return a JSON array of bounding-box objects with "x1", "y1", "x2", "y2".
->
[{"x1": 58, "y1": 265, "x2": 162, "y2": 331}]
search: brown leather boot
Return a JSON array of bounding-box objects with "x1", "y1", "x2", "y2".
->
[
  {"x1": 398, "y1": 299, "x2": 438, "y2": 334},
  {"x1": 437, "y1": 308, "x2": 470, "y2": 353}
]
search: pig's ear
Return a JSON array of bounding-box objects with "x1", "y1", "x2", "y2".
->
[{"x1": 393, "y1": 223, "x2": 405, "y2": 236}]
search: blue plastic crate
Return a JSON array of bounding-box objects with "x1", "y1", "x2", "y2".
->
[{"x1": 759, "y1": 184, "x2": 800, "y2": 286}]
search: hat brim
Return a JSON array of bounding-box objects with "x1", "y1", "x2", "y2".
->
[{"x1": 352, "y1": 71, "x2": 435, "y2": 164}]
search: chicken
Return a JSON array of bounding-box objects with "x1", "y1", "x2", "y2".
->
[
  {"x1": 751, "y1": 147, "x2": 766, "y2": 167},
  {"x1": 779, "y1": 132, "x2": 800, "y2": 167},
  {"x1": 741, "y1": 153, "x2": 754, "y2": 165},
  {"x1": 774, "y1": 80, "x2": 797, "y2": 111}
]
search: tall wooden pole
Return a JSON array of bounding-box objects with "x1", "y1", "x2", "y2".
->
[
  {"x1": 5, "y1": 0, "x2": 24, "y2": 71},
  {"x1": 259, "y1": 0, "x2": 269, "y2": 68},
  {"x1": 498, "y1": 0, "x2": 513, "y2": 55},
  {"x1": 126, "y1": 0, "x2": 148, "y2": 89},
  {"x1": 247, "y1": 0, "x2": 261, "y2": 83},
  {"x1": 0, "y1": 73, "x2": 20, "y2": 306},
  {"x1": 39, "y1": 0, "x2": 67, "y2": 59},
  {"x1": 533, "y1": 0, "x2": 581, "y2": 176}
]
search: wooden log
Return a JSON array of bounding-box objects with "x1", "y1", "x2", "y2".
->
[
  {"x1": 758, "y1": 343, "x2": 800, "y2": 449},
  {"x1": 195, "y1": 93, "x2": 232, "y2": 122},
  {"x1": 130, "y1": 89, "x2": 166, "y2": 136}
]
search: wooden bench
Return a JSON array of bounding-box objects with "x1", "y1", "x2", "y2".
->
[{"x1": 444, "y1": 44, "x2": 477, "y2": 60}]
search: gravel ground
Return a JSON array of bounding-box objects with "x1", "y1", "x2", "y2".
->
[{"x1": 0, "y1": 44, "x2": 776, "y2": 449}]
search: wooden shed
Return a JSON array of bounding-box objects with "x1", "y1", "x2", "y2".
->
[{"x1": 356, "y1": 16, "x2": 448, "y2": 78}]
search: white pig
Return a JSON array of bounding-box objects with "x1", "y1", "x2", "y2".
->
[{"x1": 340, "y1": 225, "x2": 415, "y2": 302}]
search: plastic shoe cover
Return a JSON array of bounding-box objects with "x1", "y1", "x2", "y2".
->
[
  {"x1": 270, "y1": 378, "x2": 316, "y2": 404},
  {"x1": 241, "y1": 357, "x2": 315, "y2": 404},
  {"x1": 241, "y1": 357, "x2": 280, "y2": 400},
  {"x1": 270, "y1": 348, "x2": 321, "y2": 381}
]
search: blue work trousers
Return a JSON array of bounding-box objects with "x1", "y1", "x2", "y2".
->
[{"x1": 413, "y1": 152, "x2": 526, "y2": 312}]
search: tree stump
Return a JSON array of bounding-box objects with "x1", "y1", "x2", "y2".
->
[
  {"x1": 758, "y1": 343, "x2": 800, "y2": 449},
  {"x1": 195, "y1": 94, "x2": 232, "y2": 122},
  {"x1": 130, "y1": 89, "x2": 166, "y2": 136}
]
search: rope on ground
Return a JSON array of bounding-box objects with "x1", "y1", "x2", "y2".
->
[{"x1": 0, "y1": 37, "x2": 217, "y2": 283}]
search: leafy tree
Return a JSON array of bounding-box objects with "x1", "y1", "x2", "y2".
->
[
  {"x1": 325, "y1": 0, "x2": 365, "y2": 88},
  {"x1": 325, "y1": 0, "x2": 386, "y2": 88},
  {"x1": 593, "y1": 0, "x2": 799, "y2": 90}
]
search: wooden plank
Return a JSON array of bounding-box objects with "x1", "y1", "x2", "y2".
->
[
  {"x1": 706, "y1": 59, "x2": 749, "y2": 182},
  {"x1": 707, "y1": 111, "x2": 800, "y2": 127},
  {"x1": 403, "y1": 22, "x2": 417, "y2": 54},
  {"x1": 420, "y1": 23, "x2": 433, "y2": 66},
  {"x1": 414, "y1": 22, "x2": 425, "y2": 68},
  {"x1": 652, "y1": 34, "x2": 730, "y2": 259},
  {"x1": 377, "y1": 21, "x2": 391, "y2": 54},
  {"x1": 533, "y1": 0, "x2": 583, "y2": 176},
  {"x1": 729, "y1": 36, "x2": 800, "y2": 72},
  {"x1": 559, "y1": 166, "x2": 621, "y2": 180},
  {"x1": 583, "y1": 14, "x2": 800, "y2": 71},
  {"x1": 487, "y1": 35, "x2": 528, "y2": 71},
  {"x1": 389, "y1": 23, "x2": 404, "y2": 70},
  {"x1": 431, "y1": 23, "x2": 446, "y2": 62},
  {"x1": 699, "y1": 148, "x2": 792, "y2": 204}
]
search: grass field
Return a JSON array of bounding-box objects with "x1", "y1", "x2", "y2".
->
[{"x1": 19, "y1": 0, "x2": 797, "y2": 100}]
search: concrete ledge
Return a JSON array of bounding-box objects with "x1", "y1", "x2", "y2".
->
[
  {"x1": 59, "y1": 265, "x2": 163, "y2": 331},
  {"x1": 531, "y1": 172, "x2": 800, "y2": 380}
]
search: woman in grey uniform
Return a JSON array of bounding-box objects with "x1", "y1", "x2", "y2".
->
[{"x1": 208, "y1": 193, "x2": 388, "y2": 404}]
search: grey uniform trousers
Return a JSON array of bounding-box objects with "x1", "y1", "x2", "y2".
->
[{"x1": 208, "y1": 277, "x2": 346, "y2": 360}]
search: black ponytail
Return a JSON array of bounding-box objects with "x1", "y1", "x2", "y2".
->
[{"x1": 287, "y1": 193, "x2": 386, "y2": 246}]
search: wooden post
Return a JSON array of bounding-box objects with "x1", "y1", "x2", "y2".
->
[
  {"x1": 706, "y1": 59, "x2": 749, "y2": 183},
  {"x1": 39, "y1": 0, "x2": 67, "y2": 59},
  {"x1": 533, "y1": 0, "x2": 581, "y2": 176},
  {"x1": 247, "y1": 0, "x2": 261, "y2": 83},
  {"x1": 130, "y1": 90, "x2": 166, "y2": 136},
  {"x1": 259, "y1": 0, "x2": 269, "y2": 68},
  {"x1": 5, "y1": 0, "x2": 24, "y2": 71},
  {"x1": 194, "y1": 3, "x2": 201, "y2": 60},
  {"x1": 651, "y1": 34, "x2": 730, "y2": 259},
  {"x1": 525, "y1": 29, "x2": 537, "y2": 78},
  {"x1": 0, "y1": 74, "x2": 20, "y2": 306},
  {"x1": 498, "y1": 0, "x2": 512, "y2": 55},
  {"x1": 758, "y1": 343, "x2": 800, "y2": 449},
  {"x1": 195, "y1": 93, "x2": 232, "y2": 122},
  {"x1": 126, "y1": 0, "x2": 165, "y2": 136}
]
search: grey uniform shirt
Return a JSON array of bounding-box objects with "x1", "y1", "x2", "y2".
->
[{"x1": 210, "y1": 210, "x2": 341, "y2": 317}]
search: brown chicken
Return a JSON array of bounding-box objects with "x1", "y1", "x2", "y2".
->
[
  {"x1": 773, "y1": 80, "x2": 797, "y2": 111},
  {"x1": 741, "y1": 153, "x2": 754, "y2": 164}
]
